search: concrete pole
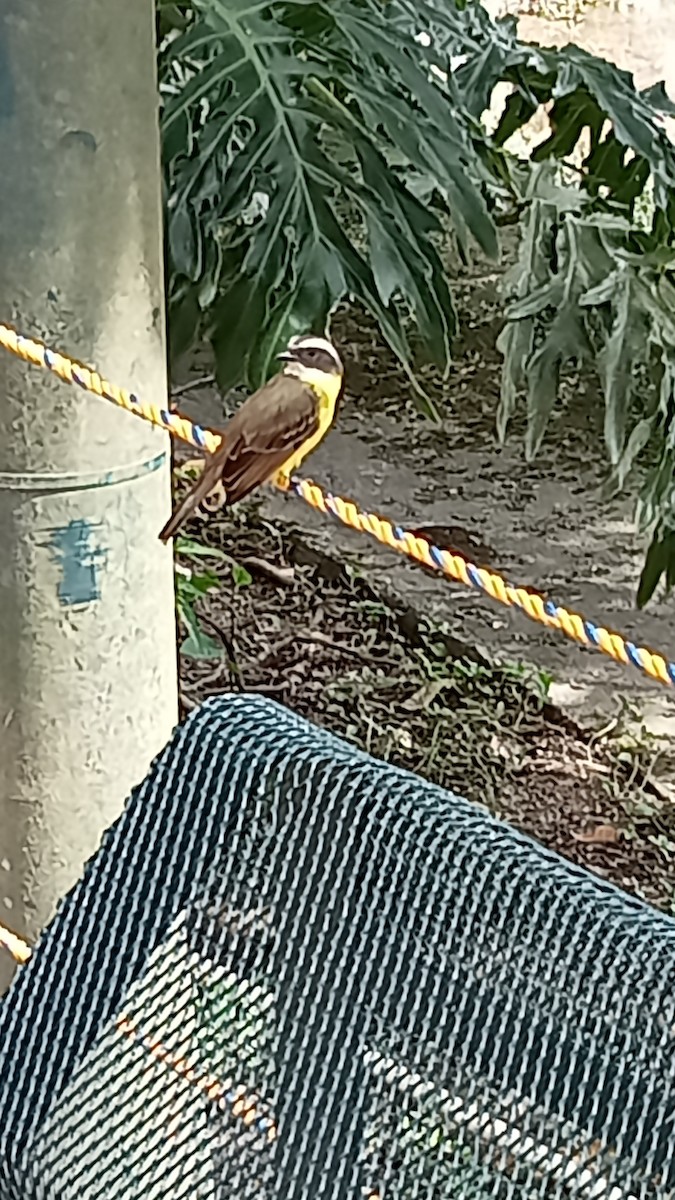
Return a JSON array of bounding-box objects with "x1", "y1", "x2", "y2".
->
[{"x1": 0, "y1": 0, "x2": 178, "y2": 989}]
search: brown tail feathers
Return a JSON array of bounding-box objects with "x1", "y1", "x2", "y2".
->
[{"x1": 159, "y1": 461, "x2": 223, "y2": 543}]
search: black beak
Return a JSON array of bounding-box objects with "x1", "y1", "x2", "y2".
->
[{"x1": 277, "y1": 350, "x2": 293, "y2": 361}]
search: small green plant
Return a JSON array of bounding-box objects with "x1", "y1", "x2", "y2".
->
[
  {"x1": 175, "y1": 558, "x2": 221, "y2": 658},
  {"x1": 447, "y1": 656, "x2": 553, "y2": 704},
  {"x1": 411, "y1": 618, "x2": 552, "y2": 705},
  {"x1": 175, "y1": 535, "x2": 251, "y2": 658}
]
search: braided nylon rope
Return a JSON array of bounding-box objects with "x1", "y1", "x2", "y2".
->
[
  {"x1": 1, "y1": 696, "x2": 675, "y2": 1199},
  {"x1": 0, "y1": 322, "x2": 221, "y2": 454},
  {"x1": 1, "y1": 320, "x2": 673, "y2": 687},
  {"x1": 291, "y1": 478, "x2": 675, "y2": 685}
]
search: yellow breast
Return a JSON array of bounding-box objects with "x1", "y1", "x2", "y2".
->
[{"x1": 278, "y1": 368, "x2": 342, "y2": 478}]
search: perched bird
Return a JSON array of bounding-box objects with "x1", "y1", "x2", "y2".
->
[{"x1": 159, "y1": 333, "x2": 344, "y2": 542}]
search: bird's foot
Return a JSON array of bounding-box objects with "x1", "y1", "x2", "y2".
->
[{"x1": 271, "y1": 471, "x2": 291, "y2": 492}]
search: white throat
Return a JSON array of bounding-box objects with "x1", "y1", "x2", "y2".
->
[{"x1": 282, "y1": 361, "x2": 305, "y2": 381}]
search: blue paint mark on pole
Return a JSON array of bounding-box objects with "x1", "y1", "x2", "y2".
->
[{"x1": 47, "y1": 520, "x2": 108, "y2": 606}]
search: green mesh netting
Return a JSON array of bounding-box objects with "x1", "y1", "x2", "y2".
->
[{"x1": 1, "y1": 695, "x2": 674, "y2": 1199}]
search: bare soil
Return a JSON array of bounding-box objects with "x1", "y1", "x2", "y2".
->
[{"x1": 173, "y1": 267, "x2": 675, "y2": 916}]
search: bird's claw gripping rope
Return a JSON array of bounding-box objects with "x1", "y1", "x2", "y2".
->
[{"x1": 1, "y1": 319, "x2": 673, "y2": 688}]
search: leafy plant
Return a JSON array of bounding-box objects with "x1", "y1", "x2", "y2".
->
[
  {"x1": 407, "y1": 0, "x2": 675, "y2": 599},
  {"x1": 159, "y1": 0, "x2": 675, "y2": 598},
  {"x1": 158, "y1": 0, "x2": 500, "y2": 413},
  {"x1": 175, "y1": 535, "x2": 251, "y2": 657},
  {"x1": 404, "y1": 9, "x2": 675, "y2": 602},
  {"x1": 496, "y1": 163, "x2": 675, "y2": 603}
]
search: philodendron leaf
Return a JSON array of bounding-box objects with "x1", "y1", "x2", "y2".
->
[
  {"x1": 160, "y1": 0, "x2": 675, "y2": 604},
  {"x1": 524, "y1": 303, "x2": 590, "y2": 459},
  {"x1": 497, "y1": 192, "x2": 559, "y2": 441},
  {"x1": 160, "y1": 0, "x2": 497, "y2": 394},
  {"x1": 637, "y1": 529, "x2": 675, "y2": 607},
  {"x1": 595, "y1": 266, "x2": 648, "y2": 466}
]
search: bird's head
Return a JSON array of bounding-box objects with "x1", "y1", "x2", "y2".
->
[{"x1": 277, "y1": 333, "x2": 344, "y2": 380}]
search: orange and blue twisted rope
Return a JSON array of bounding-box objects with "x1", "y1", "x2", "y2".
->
[
  {"x1": 0, "y1": 323, "x2": 221, "y2": 454},
  {"x1": 1, "y1": 320, "x2": 673, "y2": 688},
  {"x1": 290, "y1": 479, "x2": 675, "y2": 685}
]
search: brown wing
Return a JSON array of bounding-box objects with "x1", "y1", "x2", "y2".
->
[
  {"x1": 217, "y1": 372, "x2": 320, "y2": 504},
  {"x1": 158, "y1": 372, "x2": 319, "y2": 542}
]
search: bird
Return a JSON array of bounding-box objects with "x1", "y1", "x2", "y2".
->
[{"x1": 159, "y1": 333, "x2": 344, "y2": 542}]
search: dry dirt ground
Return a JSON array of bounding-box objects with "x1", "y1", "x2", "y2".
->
[{"x1": 172, "y1": 267, "x2": 675, "y2": 916}]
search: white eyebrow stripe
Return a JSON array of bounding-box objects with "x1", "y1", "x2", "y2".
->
[{"x1": 287, "y1": 334, "x2": 341, "y2": 366}]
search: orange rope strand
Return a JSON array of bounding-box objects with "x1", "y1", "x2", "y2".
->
[{"x1": 0, "y1": 921, "x2": 31, "y2": 965}]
